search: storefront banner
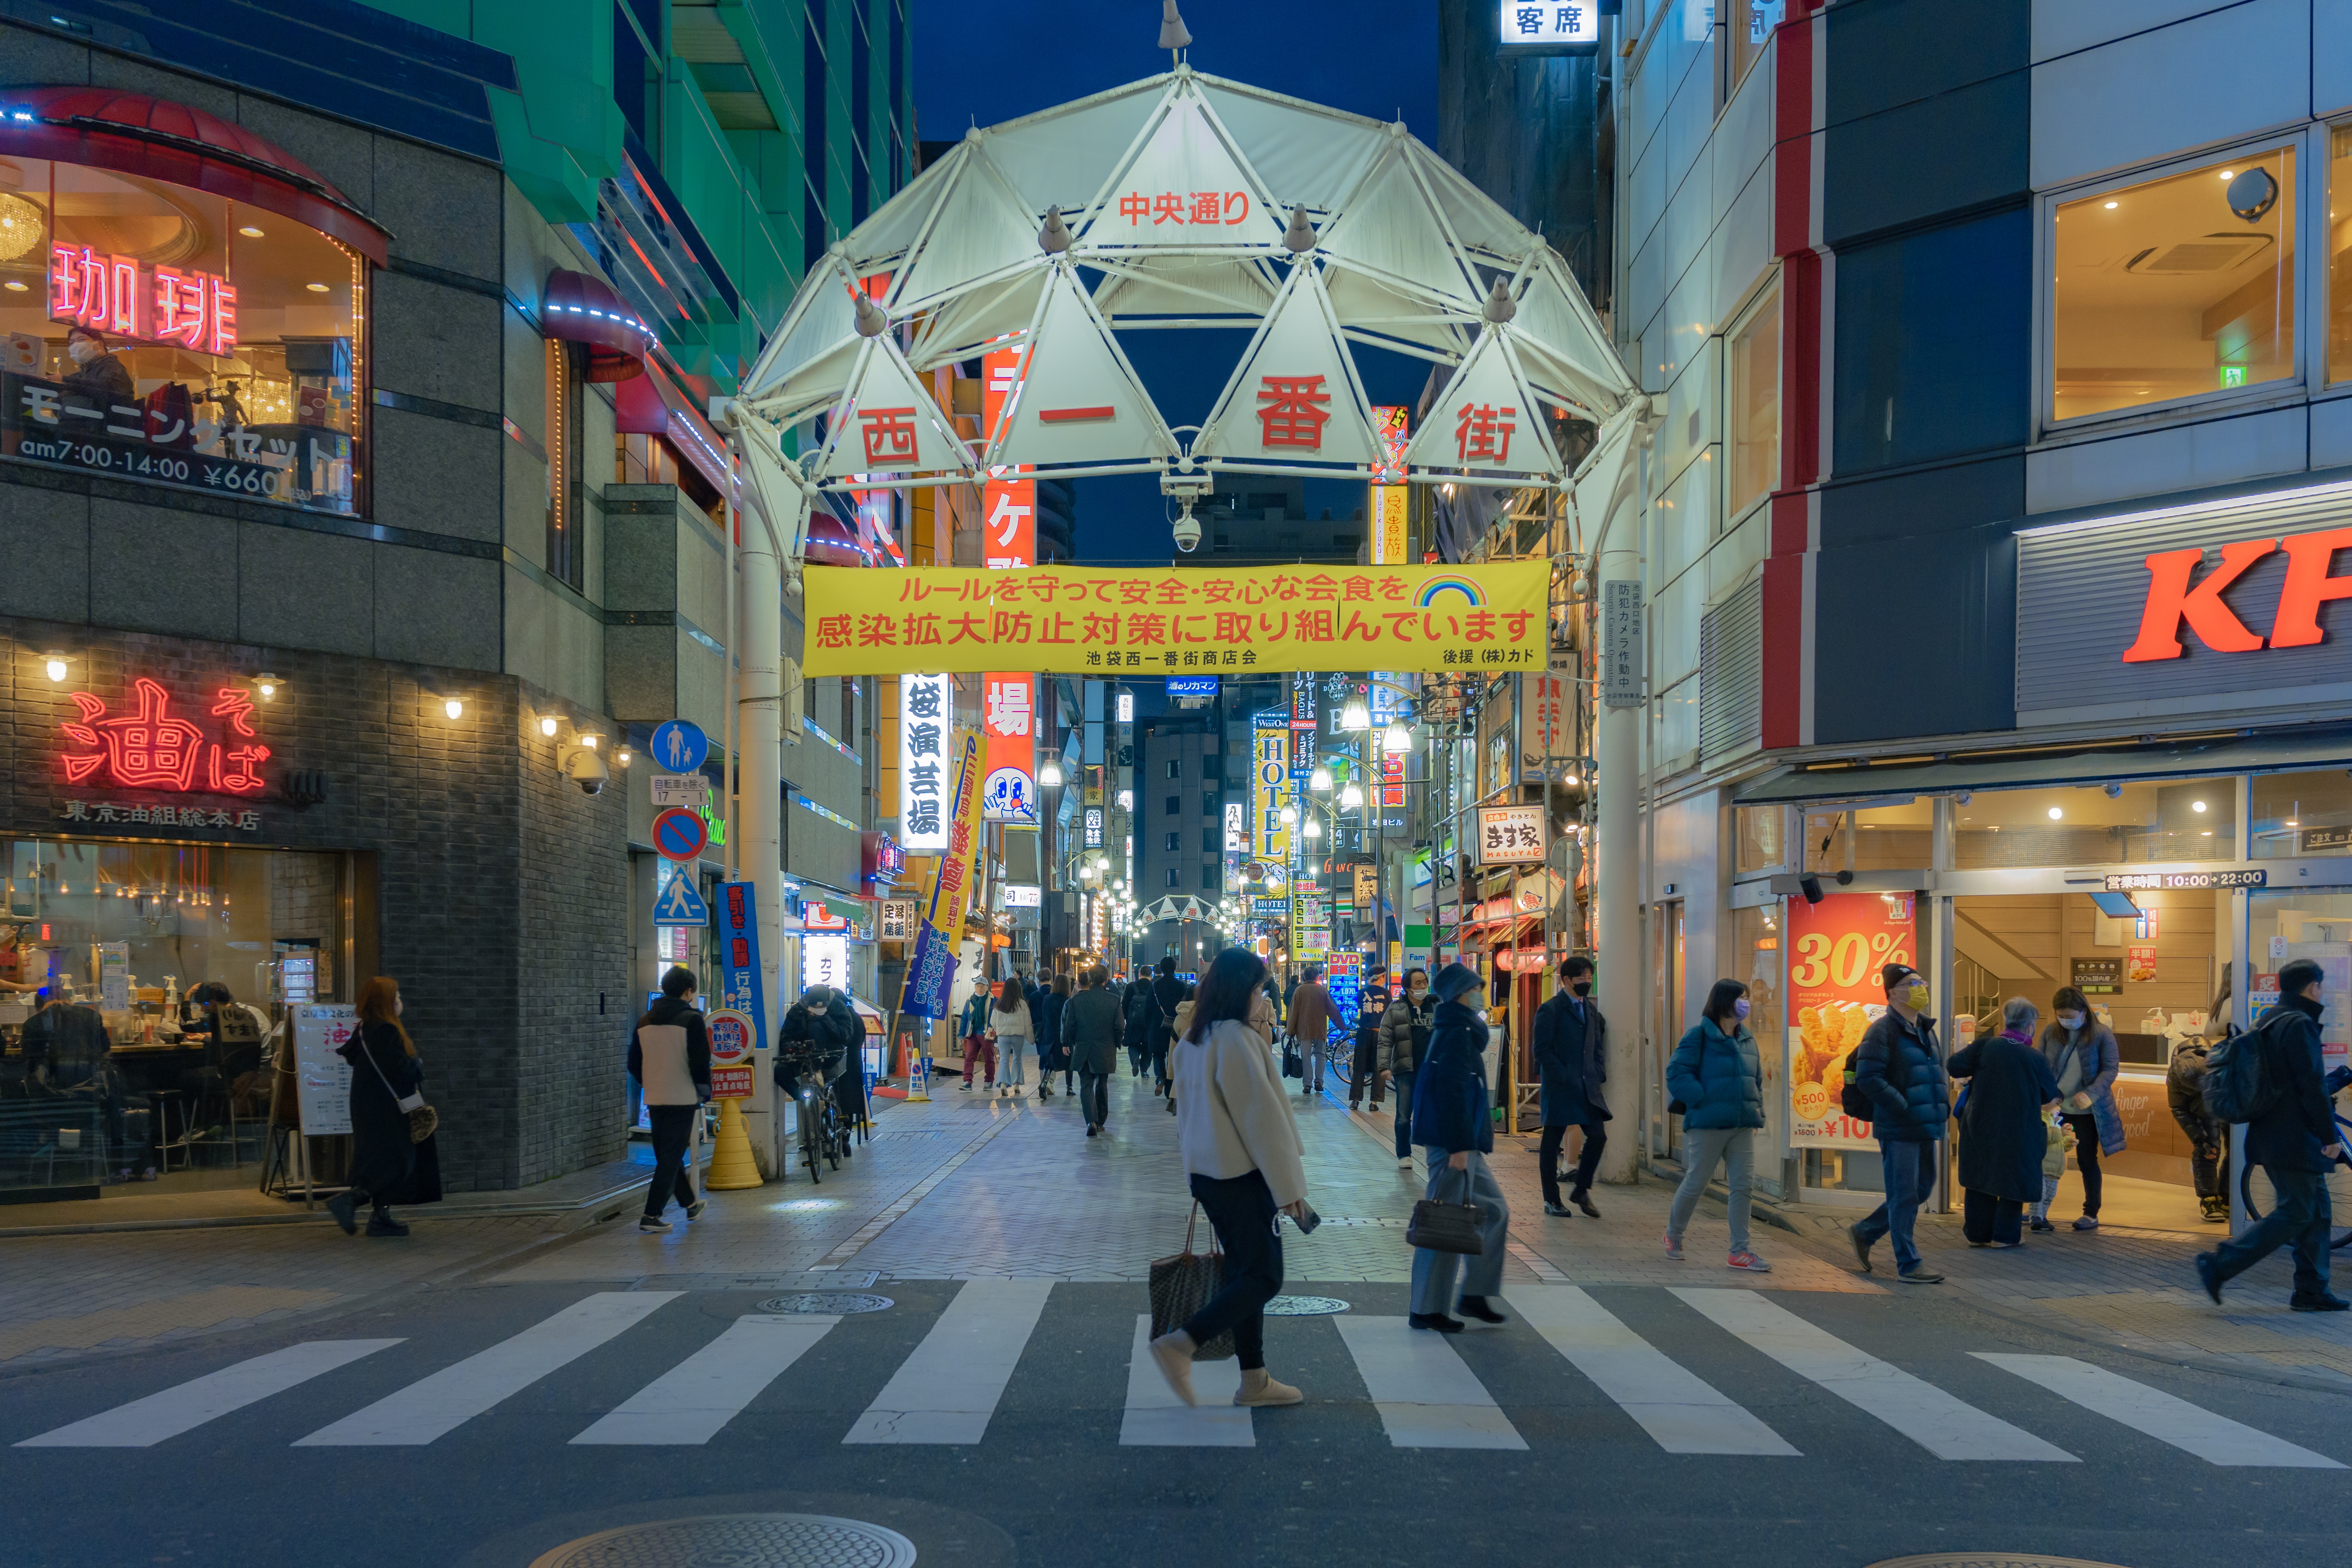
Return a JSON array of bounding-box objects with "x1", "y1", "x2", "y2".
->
[
  {"x1": 898, "y1": 672, "x2": 952, "y2": 851},
  {"x1": 803, "y1": 562, "x2": 1550, "y2": 677},
  {"x1": 291, "y1": 1003, "x2": 356, "y2": 1137},
  {"x1": 716, "y1": 880, "x2": 769, "y2": 1052},
  {"x1": 902, "y1": 732, "x2": 985, "y2": 1019},
  {"x1": 1476, "y1": 804, "x2": 1544, "y2": 865},
  {"x1": 981, "y1": 345, "x2": 1035, "y2": 570},
  {"x1": 1327, "y1": 953, "x2": 1361, "y2": 1032},
  {"x1": 1786, "y1": 891, "x2": 1918, "y2": 1151},
  {"x1": 981, "y1": 671, "x2": 1036, "y2": 822}
]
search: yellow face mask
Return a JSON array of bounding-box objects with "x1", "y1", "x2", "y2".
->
[{"x1": 1901, "y1": 982, "x2": 1931, "y2": 1012}]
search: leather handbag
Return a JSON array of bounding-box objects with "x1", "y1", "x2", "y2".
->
[
  {"x1": 1147, "y1": 1203, "x2": 1235, "y2": 1360},
  {"x1": 1406, "y1": 1165, "x2": 1487, "y2": 1256},
  {"x1": 359, "y1": 1026, "x2": 437, "y2": 1144}
]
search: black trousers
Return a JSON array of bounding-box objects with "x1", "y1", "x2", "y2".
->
[
  {"x1": 1539, "y1": 1119, "x2": 1606, "y2": 1207},
  {"x1": 1183, "y1": 1169, "x2": 1283, "y2": 1370},
  {"x1": 2062, "y1": 1114, "x2": 2102, "y2": 1216},
  {"x1": 644, "y1": 1104, "x2": 698, "y2": 1218},
  {"x1": 1078, "y1": 1069, "x2": 1109, "y2": 1129},
  {"x1": 1962, "y1": 1188, "x2": 2024, "y2": 1246}
]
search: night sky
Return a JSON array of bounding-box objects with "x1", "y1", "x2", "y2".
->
[{"x1": 911, "y1": 0, "x2": 1443, "y2": 564}]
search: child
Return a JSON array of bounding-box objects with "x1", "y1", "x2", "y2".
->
[{"x1": 2028, "y1": 1105, "x2": 2072, "y2": 1233}]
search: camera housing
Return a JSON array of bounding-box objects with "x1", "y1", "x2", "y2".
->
[{"x1": 560, "y1": 746, "x2": 610, "y2": 796}]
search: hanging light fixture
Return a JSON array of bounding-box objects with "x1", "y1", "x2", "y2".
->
[
  {"x1": 1339, "y1": 782, "x2": 1363, "y2": 810},
  {"x1": 1382, "y1": 722, "x2": 1412, "y2": 755},
  {"x1": 252, "y1": 672, "x2": 283, "y2": 700},
  {"x1": 1310, "y1": 766, "x2": 1332, "y2": 793},
  {"x1": 1339, "y1": 698, "x2": 1370, "y2": 731},
  {"x1": 1039, "y1": 756, "x2": 1064, "y2": 787}
]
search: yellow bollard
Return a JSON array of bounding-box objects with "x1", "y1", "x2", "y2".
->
[{"x1": 702, "y1": 1096, "x2": 764, "y2": 1190}]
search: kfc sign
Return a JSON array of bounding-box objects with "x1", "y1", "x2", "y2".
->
[{"x1": 2122, "y1": 525, "x2": 2352, "y2": 661}]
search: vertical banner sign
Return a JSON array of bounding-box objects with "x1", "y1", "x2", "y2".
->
[
  {"x1": 898, "y1": 672, "x2": 952, "y2": 851},
  {"x1": 717, "y1": 880, "x2": 769, "y2": 1051},
  {"x1": 981, "y1": 671, "x2": 1037, "y2": 822},
  {"x1": 1521, "y1": 673, "x2": 1568, "y2": 781},
  {"x1": 902, "y1": 732, "x2": 985, "y2": 1018},
  {"x1": 1253, "y1": 716, "x2": 1292, "y2": 866},
  {"x1": 981, "y1": 345, "x2": 1035, "y2": 570},
  {"x1": 1326, "y1": 952, "x2": 1361, "y2": 1032},
  {"x1": 1785, "y1": 892, "x2": 1916, "y2": 1150},
  {"x1": 1083, "y1": 805, "x2": 1105, "y2": 847},
  {"x1": 1370, "y1": 405, "x2": 1409, "y2": 564},
  {"x1": 1602, "y1": 580, "x2": 1644, "y2": 708}
]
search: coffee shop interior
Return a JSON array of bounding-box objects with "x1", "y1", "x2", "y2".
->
[{"x1": 1, "y1": 837, "x2": 367, "y2": 1202}]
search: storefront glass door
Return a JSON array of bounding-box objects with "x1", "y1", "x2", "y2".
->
[{"x1": 2247, "y1": 889, "x2": 2352, "y2": 1224}]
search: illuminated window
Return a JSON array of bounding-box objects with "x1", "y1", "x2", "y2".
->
[
  {"x1": 0, "y1": 157, "x2": 364, "y2": 514},
  {"x1": 2051, "y1": 144, "x2": 2295, "y2": 422},
  {"x1": 544, "y1": 338, "x2": 582, "y2": 591},
  {"x1": 2327, "y1": 127, "x2": 2352, "y2": 383},
  {"x1": 1727, "y1": 0, "x2": 1785, "y2": 92},
  {"x1": 1727, "y1": 285, "x2": 1780, "y2": 519}
]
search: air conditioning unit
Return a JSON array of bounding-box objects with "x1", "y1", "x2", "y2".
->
[{"x1": 2123, "y1": 234, "x2": 2272, "y2": 275}]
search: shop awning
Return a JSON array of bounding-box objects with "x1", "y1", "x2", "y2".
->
[
  {"x1": 543, "y1": 268, "x2": 653, "y2": 382},
  {"x1": 1733, "y1": 724, "x2": 2352, "y2": 807},
  {"x1": 0, "y1": 87, "x2": 390, "y2": 265}
]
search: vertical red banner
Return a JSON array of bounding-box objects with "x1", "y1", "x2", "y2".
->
[
  {"x1": 1785, "y1": 891, "x2": 1918, "y2": 1149},
  {"x1": 980, "y1": 671, "x2": 1036, "y2": 822},
  {"x1": 982, "y1": 345, "x2": 1035, "y2": 570}
]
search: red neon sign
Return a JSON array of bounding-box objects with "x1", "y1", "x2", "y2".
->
[
  {"x1": 49, "y1": 244, "x2": 237, "y2": 356},
  {"x1": 60, "y1": 678, "x2": 270, "y2": 795},
  {"x1": 2122, "y1": 525, "x2": 2352, "y2": 661}
]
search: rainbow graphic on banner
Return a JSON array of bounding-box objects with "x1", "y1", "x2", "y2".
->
[{"x1": 1415, "y1": 575, "x2": 1485, "y2": 608}]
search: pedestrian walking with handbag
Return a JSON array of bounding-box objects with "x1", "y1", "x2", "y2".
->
[
  {"x1": 1289, "y1": 964, "x2": 1336, "y2": 1097},
  {"x1": 1149, "y1": 947, "x2": 1311, "y2": 1409},
  {"x1": 1948, "y1": 997, "x2": 2062, "y2": 1249},
  {"x1": 987, "y1": 978, "x2": 1032, "y2": 1099},
  {"x1": 1662, "y1": 979, "x2": 1771, "y2": 1271},
  {"x1": 628, "y1": 964, "x2": 712, "y2": 1234},
  {"x1": 327, "y1": 976, "x2": 441, "y2": 1237},
  {"x1": 1407, "y1": 963, "x2": 1510, "y2": 1333}
]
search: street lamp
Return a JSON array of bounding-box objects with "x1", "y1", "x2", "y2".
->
[
  {"x1": 1310, "y1": 766, "x2": 1332, "y2": 793},
  {"x1": 1339, "y1": 697, "x2": 1370, "y2": 731},
  {"x1": 1279, "y1": 805, "x2": 1298, "y2": 826},
  {"x1": 1339, "y1": 782, "x2": 1363, "y2": 811},
  {"x1": 1382, "y1": 721, "x2": 1412, "y2": 754},
  {"x1": 1304, "y1": 818, "x2": 1323, "y2": 840},
  {"x1": 1039, "y1": 756, "x2": 1064, "y2": 787}
]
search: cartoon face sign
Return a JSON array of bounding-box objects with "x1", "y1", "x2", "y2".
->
[{"x1": 981, "y1": 766, "x2": 1034, "y2": 822}]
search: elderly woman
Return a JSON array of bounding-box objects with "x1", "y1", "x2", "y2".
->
[
  {"x1": 1948, "y1": 996, "x2": 2063, "y2": 1249},
  {"x1": 2039, "y1": 985, "x2": 2125, "y2": 1231}
]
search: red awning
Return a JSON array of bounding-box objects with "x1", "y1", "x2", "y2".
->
[
  {"x1": 542, "y1": 268, "x2": 652, "y2": 382},
  {"x1": 0, "y1": 87, "x2": 389, "y2": 265}
]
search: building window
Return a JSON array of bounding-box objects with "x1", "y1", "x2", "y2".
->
[
  {"x1": 2328, "y1": 127, "x2": 2352, "y2": 383},
  {"x1": 2051, "y1": 143, "x2": 2296, "y2": 423},
  {"x1": 1202, "y1": 789, "x2": 1220, "y2": 817},
  {"x1": 1165, "y1": 758, "x2": 1182, "y2": 779},
  {"x1": 1164, "y1": 867, "x2": 1180, "y2": 887},
  {"x1": 1163, "y1": 831, "x2": 1180, "y2": 852},
  {"x1": 1203, "y1": 828, "x2": 1219, "y2": 854},
  {"x1": 1727, "y1": 0, "x2": 1785, "y2": 94},
  {"x1": 545, "y1": 339, "x2": 583, "y2": 590},
  {"x1": 2254, "y1": 769, "x2": 2352, "y2": 858},
  {"x1": 0, "y1": 158, "x2": 367, "y2": 515},
  {"x1": 1201, "y1": 865, "x2": 1218, "y2": 890},
  {"x1": 1165, "y1": 794, "x2": 1180, "y2": 816},
  {"x1": 1727, "y1": 285, "x2": 1780, "y2": 519}
]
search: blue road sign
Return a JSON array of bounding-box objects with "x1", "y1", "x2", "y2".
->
[
  {"x1": 649, "y1": 719, "x2": 710, "y2": 774},
  {"x1": 652, "y1": 875, "x2": 710, "y2": 926},
  {"x1": 652, "y1": 806, "x2": 711, "y2": 862}
]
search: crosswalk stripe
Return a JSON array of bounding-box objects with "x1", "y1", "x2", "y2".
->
[
  {"x1": 1119, "y1": 1315, "x2": 1249, "y2": 1446},
  {"x1": 15, "y1": 1340, "x2": 402, "y2": 1448},
  {"x1": 1331, "y1": 1316, "x2": 1526, "y2": 1449},
  {"x1": 842, "y1": 1278, "x2": 1051, "y2": 1444},
  {"x1": 294, "y1": 1292, "x2": 679, "y2": 1446},
  {"x1": 1505, "y1": 1285, "x2": 1797, "y2": 1455},
  {"x1": 571, "y1": 1315, "x2": 839, "y2": 1446},
  {"x1": 1671, "y1": 1289, "x2": 2077, "y2": 1462},
  {"x1": 1974, "y1": 1353, "x2": 2345, "y2": 1468}
]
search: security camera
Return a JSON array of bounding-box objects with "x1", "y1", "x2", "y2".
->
[
  {"x1": 561, "y1": 746, "x2": 610, "y2": 795},
  {"x1": 1172, "y1": 509, "x2": 1202, "y2": 553}
]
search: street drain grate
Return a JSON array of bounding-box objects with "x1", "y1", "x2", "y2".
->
[
  {"x1": 756, "y1": 1292, "x2": 895, "y2": 1315},
  {"x1": 1262, "y1": 1295, "x2": 1351, "y2": 1316},
  {"x1": 1864, "y1": 1557, "x2": 2134, "y2": 1568},
  {"x1": 530, "y1": 1513, "x2": 917, "y2": 1568}
]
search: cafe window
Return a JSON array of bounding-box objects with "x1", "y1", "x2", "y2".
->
[
  {"x1": 1726, "y1": 283, "x2": 1780, "y2": 520},
  {"x1": 2252, "y1": 768, "x2": 2352, "y2": 858},
  {"x1": 1951, "y1": 782, "x2": 2234, "y2": 869},
  {"x1": 2050, "y1": 143, "x2": 2296, "y2": 423},
  {"x1": 0, "y1": 156, "x2": 365, "y2": 514},
  {"x1": 545, "y1": 339, "x2": 582, "y2": 591}
]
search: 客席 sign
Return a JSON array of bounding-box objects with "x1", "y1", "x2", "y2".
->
[{"x1": 802, "y1": 563, "x2": 1549, "y2": 677}]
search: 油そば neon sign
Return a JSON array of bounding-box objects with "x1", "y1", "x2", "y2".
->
[{"x1": 60, "y1": 677, "x2": 270, "y2": 795}]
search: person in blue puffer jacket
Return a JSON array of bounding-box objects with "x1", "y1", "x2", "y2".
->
[
  {"x1": 1662, "y1": 979, "x2": 1771, "y2": 1272},
  {"x1": 1848, "y1": 962, "x2": 1952, "y2": 1284}
]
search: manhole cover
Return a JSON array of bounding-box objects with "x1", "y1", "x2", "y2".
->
[
  {"x1": 531, "y1": 1513, "x2": 916, "y2": 1568},
  {"x1": 1262, "y1": 1295, "x2": 1351, "y2": 1316},
  {"x1": 1864, "y1": 1557, "x2": 2134, "y2": 1568},
  {"x1": 756, "y1": 1293, "x2": 894, "y2": 1315}
]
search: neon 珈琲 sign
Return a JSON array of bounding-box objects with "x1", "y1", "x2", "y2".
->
[
  {"x1": 59, "y1": 677, "x2": 270, "y2": 795},
  {"x1": 2122, "y1": 523, "x2": 2352, "y2": 662},
  {"x1": 49, "y1": 244, "x2": 236, "y2": 356}
]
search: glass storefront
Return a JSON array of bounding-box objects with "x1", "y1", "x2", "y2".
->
[{"x1": 0, "y1": 154, "x2": 366, "y2": 514}]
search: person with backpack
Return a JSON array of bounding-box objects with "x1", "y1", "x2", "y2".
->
[
  {"x1": 1847, "y1": 962, "x2": 1951, "y2": 1284},
  {"x1": 2037, "y1": 986, "x2": 2125, "y2": 1232},
  {"x1": 2196, "y1": 958, "x2": 2347, "y2": 1312},
  {"x1": 1347, "y1": 983, "x2": 1390, "y2": 1111},
  {"x1": 1662, "y1": 979, "x2": 1770, "y2": 1270},
  {"x1": 2168, "y1": 1027, "x2": 2230, "y2": 1225},
  {"x1": 627, "y1": 965, "x2": 712, "y2": 1234}
]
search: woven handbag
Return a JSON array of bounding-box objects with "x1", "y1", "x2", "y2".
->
[
  {"x1": 1147, "y1": 1203, "x2": 1235, "y2": 1361},
  {"x1": 1406, "y1": 1165, "x2": 1486, "y2": 1255}
]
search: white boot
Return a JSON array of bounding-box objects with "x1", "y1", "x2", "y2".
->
[{"x1": 1234, "y1": 1366, "x2": 1302, "y2": 1407}]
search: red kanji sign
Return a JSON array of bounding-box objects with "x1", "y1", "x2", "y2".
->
[
  {"x1": 1257, "y1": 376, "x2": 1332, "y2": 450},
  {"x1": 1454, "y1": 401, "x2": 1517, "y2": 466},
  {"x1": 1114, "y1": 191, "x2": 1250, "y2": 226},
  {"x1": 60, "y1": 678, "x2": 271, "y2": 795},
  {"x1": 859, "y1": 406, "x2": 921, "y2": 465}
]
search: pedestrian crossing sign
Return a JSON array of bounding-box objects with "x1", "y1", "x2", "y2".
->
[{"x1": 653, "y1": 876, "x2": 709, "y2": 927}]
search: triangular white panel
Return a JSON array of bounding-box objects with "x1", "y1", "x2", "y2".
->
[
  {"x1": 886, "y1": 150, "x2": 1043, "y2": 312},
  {"x1": 1315, "y1": 143, "x2": 1481, "y2": 306},
  {"x1": 1196, "y1": 75, "x2": 1387, "y2": 210},
  {"x1": 840, "y1": 143, "x2": 964, "y2": 269},
  {"x1": 1077, "y1": 82, "x2": 1284, "y2": 251},
  {"x1": 1402, "y1": 327, "x2": 1563, "y2": 479},
  {"x1": 811, "y1": 336, "x2": 975, "y2": 480},
  {"x1": 907, "y1": 269, "x2": 1046, "y2": 371},
  {"x1": 985, "y1": 77, "x2": 1169, "y2": 217},
  {"x1": 1510, "y1": 248, "x2": 1637, "y2": 412},
  {"x1": 1408, "y1": 143, "x2": 1531, "y2": 261},
  {"x1": 1323, "y1": 264, "x2": 1476, "y2": 359},
  {"x1": 733, "y1": 417, "x2": 815, "y2": 561},
  {"x1": 989, "y1": 265, "x2": 1178, "y2": 468},
  {"x1": 739, "y1": 263, "x2": 864, "y2": 422},
  {"x1": 1194, "y1": 263, "x2": 1378, "y2": 468},
  {"x1": 1093, "y1": 255, "x2": 1276, "y2": 321}
]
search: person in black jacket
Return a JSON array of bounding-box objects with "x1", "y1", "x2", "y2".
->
[
  {"x1": 1148, "y1": 956, "x2": 1189, "y2": 1098},
  {"x1": 628, "y1": 965, "x2": 713, "y2": 1232},
  {"x1": 2197, "y1": 958, "x2": 2347, "y2": 1311},
  {"x1": 1530, "y1": 955, "x2": 1609, "y2": 1218},
  {"x1": 2167, "y1": 1033, "x2": 2230, "y2": 1224},
  {"x1": 328, "y1": 976, "x2": 440, "y2": 1237},
  {"x1": 1407, "y1": 964, "x2": 1509, "y2": 1334},
  {"x1": 1848, "y1": 962, "x2": 1951, "y2": 1284},
  {"x1": 1947, "y1": 998, "x2": 2062, "y2": 1249}
]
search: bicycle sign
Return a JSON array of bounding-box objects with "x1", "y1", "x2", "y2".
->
[{"x1": 708, "y1": 1008, "x2": 755, "y2": 1097}]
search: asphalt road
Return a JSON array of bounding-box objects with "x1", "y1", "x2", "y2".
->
[{"x1": 3, "y1": 1272, "x2": 2348, "y2": 1568}]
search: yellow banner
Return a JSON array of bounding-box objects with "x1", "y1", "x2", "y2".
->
[{"x1": 802, "y1": 562, "x2": 1550, "y2": 677}]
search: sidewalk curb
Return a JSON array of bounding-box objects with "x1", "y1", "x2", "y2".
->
[{"x1": 0, "y1": 1169, "x2": 671, "y2": 1241}]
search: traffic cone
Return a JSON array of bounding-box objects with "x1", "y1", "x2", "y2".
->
[{"x1": 703, "y1": 1096, "x2": 764, "y2": 1190}]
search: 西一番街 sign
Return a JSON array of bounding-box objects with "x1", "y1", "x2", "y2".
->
[{"x1": 803, "y1": 563, "x2": 1549, "y2": 677}]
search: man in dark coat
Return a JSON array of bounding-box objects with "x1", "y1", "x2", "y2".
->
[
  {"x1": 1530, "y1": 954, "x2": 1609, "y2": 1218},
  {"x1": 1947, "y1": 998, "x2": 2061, "y2": 1248},
  {"x1": 1061, "y1": 967, "x2": 1124, "y2": 1136},
  {"x1": 2168, "y1": 1034, "x2": 2229, "y2": 1223},
  {"x1": 1408, "y1": 964, "x2": 1508, "y2": 1333},
  {"x1": 1849, "y1": 962, "x2": 1951, "y2": 1284},
  {"x1": 2198, "y1": 959, "x2": 2346, "y2": 1311}
]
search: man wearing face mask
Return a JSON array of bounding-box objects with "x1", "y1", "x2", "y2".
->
[
  {"x1": 1380, "y1": 968, "x2": 1433, "y2": 1167},
  {"x1": 1848, "y1": 962, "x2": 1951, "y2": 1283},
  {"x1": 1532, "y1": 955, "x2": 1610, "y2": 1218},
  {"x1": 60, "y1": 325, "x2": 134, "y2": 405}
]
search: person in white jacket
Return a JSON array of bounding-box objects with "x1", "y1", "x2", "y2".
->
[
  {"x1": 1150, "y1": 947, "x2": 1312, "y2": 1410},
  {"x1": 986, "y1": 978, "x2": 1031, "y2": 1100}
]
